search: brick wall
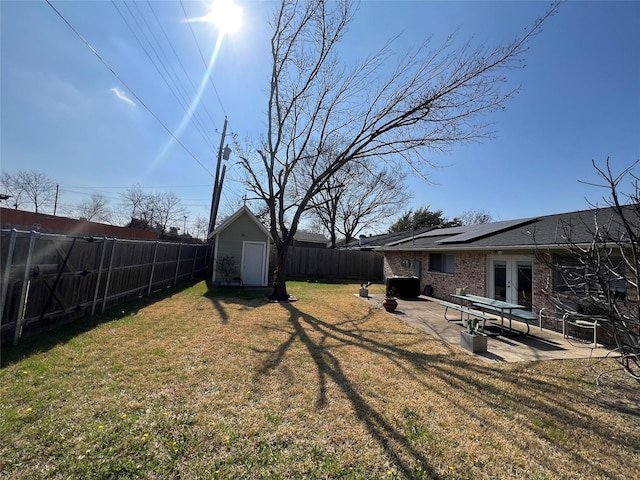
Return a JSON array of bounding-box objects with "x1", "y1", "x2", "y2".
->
[
  {"x1": 532, "y1": 253, "x2": 559, "y2": 329},
  {"x1": 385, "y1": 249, "x2": 635, "y2": 339},
  {"x1": 385, "y1": 250, "x2": 561, "y2": 327},
  {"x1": 384, "y1": 250, "x2": 487, "y2": 299}
]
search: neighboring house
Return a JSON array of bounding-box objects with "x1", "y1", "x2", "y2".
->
[
  {"x1": 293, "y1": 230, "x2": 329, "y2": 248},
  {"x1": 0, "y1": 207, "x2": 158, "y2": 241},
  {"x1": 381, "y1": 205, "x2": 638, "y2": 329},
  {"x1": 209, "y1": 206, "x2": 271, "y2": 287}
]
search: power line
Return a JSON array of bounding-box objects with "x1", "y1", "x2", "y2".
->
[
  {"x1": 146, "y1": 0, "x2": 221, "y2": 134},
  {"x1": 60, "y1": 184, "x2": 212, "y2": 189},
  {"x1": 44, "y1": 0, "x2": 214, "y2": 178},
  {"x1": 179, "y1": 0, "x2": 227, "y2": 117},
  {"x1": 111, "y1": 0, "x2": 219, "y2": 154}
]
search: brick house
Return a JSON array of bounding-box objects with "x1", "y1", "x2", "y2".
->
[{"x1": 381, "y1": 205, "x2": 638, "y2": 331}]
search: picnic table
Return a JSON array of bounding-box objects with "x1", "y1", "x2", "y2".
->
[{"x1": 451, "y1": 293, "x2": 531, "y2": 335}]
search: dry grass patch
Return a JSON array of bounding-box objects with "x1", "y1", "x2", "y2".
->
[{"x1": 1, "y1": 280, "x2": 638, "y2": 479}]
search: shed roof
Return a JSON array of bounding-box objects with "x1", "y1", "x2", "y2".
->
[{"x1": 209, "y1": 206, "x2": 272, "y2": 240}]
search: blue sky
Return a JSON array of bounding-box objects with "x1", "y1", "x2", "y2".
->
[{"x1": 1, "y1": 0, "x2": 639, "y2": 233}]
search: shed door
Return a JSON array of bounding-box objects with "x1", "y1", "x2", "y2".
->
[{"x1": 242, "y1": 242, "x2": 265, "y2": 286}]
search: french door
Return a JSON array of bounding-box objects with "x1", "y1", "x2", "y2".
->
[{"x1": 488, "y1": 255, "x2": 533, "y2": 310}]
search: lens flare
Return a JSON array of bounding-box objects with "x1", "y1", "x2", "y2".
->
[
  {"x1": 147, "y1": 33, "x2": 224, "y2": 177},
  {"x1": 184, "y1": 0, "x2": 243, "y2": 35},
  {"x1": 148, "y1": 1, "x2": 242, "y2": 176}
]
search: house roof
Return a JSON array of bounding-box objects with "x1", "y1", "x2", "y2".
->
[
  {"x1": 381, "y1": 204, "x2": 639, "y2": 252},
  {"x1": 338, "y1": 227, "x2": 435, "y2": 249},
  {"x1": 209, "y1": 205, "x2": 272, "y2": 240},
  {"x1": 294, "y1": 231, "x2": 329, "y2": 244}
]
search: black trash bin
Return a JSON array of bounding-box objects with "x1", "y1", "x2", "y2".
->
[{"x1": 386, "y1": 276, "x2": 420, "y2": 298}]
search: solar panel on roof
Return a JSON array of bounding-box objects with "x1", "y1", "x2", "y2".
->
[{"x1": 434, "y1": 218, "x2": 536, "y2": 244}]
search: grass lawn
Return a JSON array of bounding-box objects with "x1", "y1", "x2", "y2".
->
[{"x1": 1, "y1": 280, "x2": 639, "y2": 479}]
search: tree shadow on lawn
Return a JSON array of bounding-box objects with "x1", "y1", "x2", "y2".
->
[
  {"x1": 203, "y1": 285, "x2": 272, "y2": 324},
  {"x1": 1, "y1": 279, "x2": 204, "y2": 368},
  {"x1": 256, "y1": 302, "x2": 445, "y2": 479},
  {"x1": 249, "y1": 302, "x2": 639, "y2": 479}
]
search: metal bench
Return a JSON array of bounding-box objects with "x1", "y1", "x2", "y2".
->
[
  {"x1": 562, "y1": 313, "x2": 603, "y2": 346},
  {"x1": 439, "y1": 301, "x2": 493, "y2": 332},
  {"x1": 510, "y1": 310, "x2": 540, "y2": 329},
  {"x1": 472, "y1": 303, "x2": 538, "y2": 335}
]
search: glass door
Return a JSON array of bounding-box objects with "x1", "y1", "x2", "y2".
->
[
  {"x1": 493, "y1": 260, "x2": 507, "y2": 302},
  {"x1": 489, "y1": 256, "x2": 533, "y2": 310},
  {"x1": 515, "y1": 260, "x2": 533, "y2": 310}
]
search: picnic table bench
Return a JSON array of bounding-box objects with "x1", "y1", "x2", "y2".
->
[
  {"x1": 440, "y1": 300, "x2": 493, "y2": 333},
  {"x1": 471, "y1": 303, "x2": 539, "y2": 335}
]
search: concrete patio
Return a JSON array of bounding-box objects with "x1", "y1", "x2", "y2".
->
[{"x1": 363, "y1": 294, "x2": 617, "y2": 363}]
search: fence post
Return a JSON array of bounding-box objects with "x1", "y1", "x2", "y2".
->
[
  {"x1": 174, "y1": 244, "x2": 183, "y2": 286},
  {"x1": 90, "y1": 237, "x2": 108, "y2": 316},
  {"x1": 148, "y1": 241, "x2": 159, "y2": 296},
  {"x1": 101, "y1": 239, "x2": 117, "y2": 314},
  {"x1": 0, "y1": 229, "x2": 18, "y2": 329},
  {"x1": 191, "y1": 245, "x2": 198, "y2": 280},
  {"x1": 13, "y1": 230, "x2": 38, "y2": 346}
]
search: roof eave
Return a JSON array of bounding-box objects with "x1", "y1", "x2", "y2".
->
[{"x1": 381, "y1": 241, "x2": 634, "y2": 252}]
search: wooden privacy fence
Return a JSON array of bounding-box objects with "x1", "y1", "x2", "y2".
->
[
  {"x1": 0, "y1": 229, "x2": 211, "y2": 345},
  {"x1": 273, "y1": 246, "x2": 383, "y2": 281}
]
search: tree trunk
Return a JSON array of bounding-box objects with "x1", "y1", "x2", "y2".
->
[{"x1": 269, "y1": 242, "x2": 290, "y2": 301}]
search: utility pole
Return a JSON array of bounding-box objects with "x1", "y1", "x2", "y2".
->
[
  {"x1": 53, "y1": 184, "x2": 59, "y2": 216},
  {"x1": 208, "y1": 117, "x2": 232, "y2": 236}
]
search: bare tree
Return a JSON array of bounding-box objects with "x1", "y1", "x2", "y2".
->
[
  {"x1": 0, "y1": 169, "x2": 56, "y2": 213},
  {"x1": 120, "y1": 184, "x2": 148, "y2": 225},
  {"x1": 538, "y1": 158, "x2": 639, "y2": 382},
  {"x1": 153, "y1": 192, "x2": 188, "y2": 236},
  {"x1": 309, "y1": 161, "x2": 410, "y2": 247},
  {"x1": 460, "y1": 208, "x2": 493, "y2": 226},
  {"x1": 76, "y1": 193, "x2": 112, "y2": 223},
  {"x1": 239, "y1": 0, "x2": 558, "y2": 300},
  {"x1": 193, "y1": 215, "x2": 210, "y2": 241},
  {"x1": 120, "y1": 184, "x2": 158, "y2": 230},
  {"x1": 119, "y1": 185, "x2": 187, "y2": 234}
]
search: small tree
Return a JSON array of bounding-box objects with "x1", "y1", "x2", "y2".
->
[
  {"x1": 193, "y1": 215, "x2": 210, "y2": 241},
  {"x1": 388, "y1": 206, "x2": 459, "y2": 232},
  {"x1": 76, "y1": 193, "x2": 112, "y2": 223},
  {"x1": 538, "y1": 158, "x2": 639, "y2": 382},
  {"x1": 215, "y1": 255, "x2": 239, "y2": 285}
]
